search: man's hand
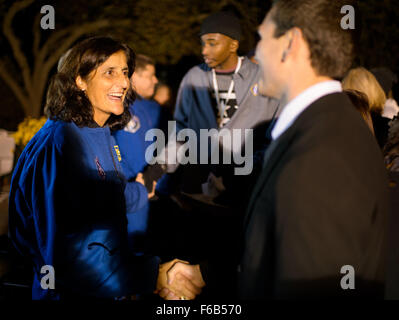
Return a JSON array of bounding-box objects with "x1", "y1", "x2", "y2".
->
[
  {"x1": 136, "y1": 173, "x2": 155, "y2": 198},
  {"x1": 156, "y1": 259, "x2": 205, "y2": 300},
  {"x1": 136, "y1": 172, "x2": 145, "y2": 185}
]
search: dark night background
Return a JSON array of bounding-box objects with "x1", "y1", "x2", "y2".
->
[{"x1": 0, "y1": 0, "x2": 398, "y2": 131}]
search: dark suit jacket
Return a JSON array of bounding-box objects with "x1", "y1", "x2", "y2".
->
[{"x1": 238, "y1": 92, "x2": 390, "y2": 299}]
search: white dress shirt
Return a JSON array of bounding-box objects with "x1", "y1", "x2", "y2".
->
[
  {"x1": 271, "y1": 80, "x2": 343, "y2": 140},
  {"x1": 382, "y1": 98, "x2": 399, "y2": 119}
]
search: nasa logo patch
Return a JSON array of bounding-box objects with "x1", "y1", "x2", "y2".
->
[
  {"x1": 251, "y1": 83, "x2": 259, "y2": 96},
  {"x1": 124, "y1": 115, "x2": 140, "y2": 133}
]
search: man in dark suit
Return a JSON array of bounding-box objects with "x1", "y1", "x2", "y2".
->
[
  {"x1": 238, "y1": 0, "x2": 389, "y2": 299},
  {"x1": 159, "y1": 0, "x2": 390, "y2": 300}
]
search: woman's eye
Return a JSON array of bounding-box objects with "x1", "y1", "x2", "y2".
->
[{"x1": 106, "y1": 70, "x2": 113, "y2": 75}]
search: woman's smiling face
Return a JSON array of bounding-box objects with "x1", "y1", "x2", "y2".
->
[{"x1": 76, "y1": 50, "x2": 130, "y2": 126}]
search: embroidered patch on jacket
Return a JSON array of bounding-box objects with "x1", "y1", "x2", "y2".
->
[
  {"x1": 250, "y1": 83, "x2": 259, "y2": 96},
  {"x1": 124, "y1": 115, "x2": 140, "y2": 133},
  {"x1": 95, "y1": 157, "x2": 106, "y2": 180},
  {"x1": 114, "y1": 145, "x2": 122, "y2": 162}
]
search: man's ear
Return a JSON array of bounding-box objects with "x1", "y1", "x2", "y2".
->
[
  {"x1": 230, "y1": 39, "x2": 239, "y2": 53},
  {"x1": 75, "y1": 76, "x2": 87, "y2": 91},
  {"x1": 281, "y1": 28, "x2": 300, "y2": 62}
]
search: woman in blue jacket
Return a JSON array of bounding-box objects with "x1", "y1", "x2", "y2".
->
[{"x1": 8, "y1": 37, "x2": 162, "y2": 299}]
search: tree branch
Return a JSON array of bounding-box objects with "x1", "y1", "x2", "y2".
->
[
  {"x1": 33, "y1": 19, "x2": 112, "y2": 92},
  {"x1": 2, "y1": 0, "x2": 35, "y2": 95},
  {"x1": 0, "y1": 61, "x2": 29, "y2": 115},
  {"x1": 32, "y1": 12, "x2": 41, "y2": 59},
  {"x1": 40, "y1": 19, "x2": 132, "y2": 63}
]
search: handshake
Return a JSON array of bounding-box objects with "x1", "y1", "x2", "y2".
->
[{"x1": 155, "y1": 259, "x2": 206, "y2": 300}]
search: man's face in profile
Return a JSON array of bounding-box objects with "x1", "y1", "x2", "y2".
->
[
  {"x1": 256, "y1": 11, "x2": 285, "y2": 99},
  {"x1": 131, "y1": 64, "x2": 158, "y2": 99},
  {"x1": 201, "y1": 33, "x2": 237, "y2": 70}
]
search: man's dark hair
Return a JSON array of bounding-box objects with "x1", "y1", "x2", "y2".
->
[
  {"x1": 134, "y1": 54, "x2": 155, "y2": 72},
  {"x1": 271, "y1": 0, "x2": 355, "y2": 79},
  {"x1": 45, "y1": 36, "x2": 135, "y2": 130}
]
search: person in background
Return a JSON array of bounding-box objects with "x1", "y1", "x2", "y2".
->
[
  {"x1": 383, "y1": 116, "x2": 399, "y2": 172},
  {"x1": 132, "y1": 54, "x2": 159, "y2": 99},
  {"x1": 113, "y1": 54, "x2": 162, "y2": 181},
  {"x1": 8, "y1": 36, "x2": 203, "y2": 300},
  {"x1": 155, "y1": 11, "x2": 280, "y2": 298},
  {"x1": 342, "y1": 67, "x2": 388, "y2": 148},
  {"x1": 153, "y1": 82, "x2": 175, "y2": 131},
  {"x1": 153, "y1": 82, "x2": 173, "y2": 108},
  {"x1": 246, "y1": 49, "x2": 258, "y2": 64},
  {"x1": 372, "y1": 68, "x2": 399, "y2": 299},
  {"x1": 371, "y1": 67, "x2": 399, "y2": 120},
  {"x1": 172, "y1": 11, "x2": 279, "y2": 190},
  {"x1": 344, "y1": 89, "x2": 375, "y2": 134},
  {"x1": 162, "y1": 0, "x2": 389, "y2": 300}
]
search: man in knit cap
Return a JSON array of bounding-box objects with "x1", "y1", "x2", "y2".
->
[
  {"x1": 153, "y1": 11, "x2": 280, "y2": 298},
  {"x1": 160, "y1": 11, "x2": 280, "y2": 201}
]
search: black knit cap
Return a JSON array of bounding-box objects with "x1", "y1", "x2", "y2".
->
[{"x1": 199, "y1": 11, "x2": 242, "y2": 41}]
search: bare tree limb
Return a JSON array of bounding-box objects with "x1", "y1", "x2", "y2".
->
[
  {"x1": 40, "y1": 19, "x2": 132, "y2": 62},
  {"x1": 32, "y1": 12, "x2": 41, "y2": 58},
  {"x1": 33, "y1": 19, "x2": 112, "y2": 94},
  {"x1": 0, "y1": 61, "x2": 29, "y2": 115},
  {"x1": 34, "y1": 19, "x2": 133, "y2": 84},
  {"x1": 2, "y1": 0, "x2": 35, "y2": 95}
]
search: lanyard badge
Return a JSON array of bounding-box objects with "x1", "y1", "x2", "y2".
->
[{"x1": 212, "y1": 57, "x2": 243, "y2": 127}]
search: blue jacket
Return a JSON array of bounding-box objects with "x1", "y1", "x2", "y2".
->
[
  {"x1": 113, "y1": 98, "x2": 162, "y2": 180},
  {"x1": 112, "y1": 99, "x2": 164, "y2": 253},
  {"x1": 8, "y1": 119, "x2": 159, "y2": 299}
]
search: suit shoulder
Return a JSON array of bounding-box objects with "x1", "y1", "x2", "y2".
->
[{"x1": 295, "y1": 93, "x2": 362, "y2": 132}]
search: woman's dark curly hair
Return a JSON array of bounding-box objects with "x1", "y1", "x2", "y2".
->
[{"x1": 44, "y1": 36, "x2": 136, "y2": 130}]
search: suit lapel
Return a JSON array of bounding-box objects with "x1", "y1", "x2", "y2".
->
[
  {"x1": 243, "y1": 123, "x2": 298, "y2": 228},
  {"x1": 242, "y1": 92, "x2": 351, "y2": 237},
  {"x1": 243, "y1": 92, "x2": 345, "y2": 229}
]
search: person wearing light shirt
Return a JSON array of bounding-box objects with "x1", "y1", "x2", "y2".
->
[
  {"x1": 238, "y1": 0, "x2": 389, "y2": 299},
  {"x1": 160, "y1": 0, "x2": 390, "y2": 300}
]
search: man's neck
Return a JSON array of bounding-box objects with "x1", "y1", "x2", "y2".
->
[
  {"x1": 214, "y1": 54, "x2": 239, "y2": 72},
  {"x1": 282, "y1": 74, "x2": 333, "y2": 107}
]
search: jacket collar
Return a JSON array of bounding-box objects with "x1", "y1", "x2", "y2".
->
[
  {"x1": 243, "y1": 92, "x2": 346, "y2": 229},
  {"x1": 200, "y1": 56, "x2": 256, "y2": 79}
]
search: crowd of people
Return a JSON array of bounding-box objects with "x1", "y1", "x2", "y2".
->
[{"x1": 7, "y1": 0, "x2": 399, "y2": 300}]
